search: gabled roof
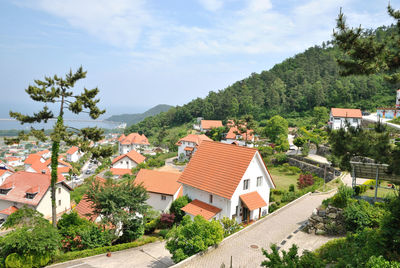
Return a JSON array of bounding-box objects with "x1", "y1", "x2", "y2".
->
[
  {"x1": 24, "y1": 154, "x2": 43, "y2": 165},
  {"x1": 66, "y1": 146, "x2": 79, "y2": 155},
  {"x1": 201, "y1": 120, "x2": 223, "y2": 130},
  {"x1": 37, "y1": 149, "x2": 50, "y2": 156},
  {"x1": 0, "y1": 169, "x2": 13, "y2": 177},
  {"x1": 331, "y1": 108, "x2": 362, "y2": 118},
  {"x1": 181, "y1": 199, "x2": 221, "y2": 220},
  {"x1": 225, "y1": 126, "x2": 255, "y2": 141},
  {"x1": 119, "y1": 133, "x2": 150, "y2": 145},
  {"x1": 75, "y1": 194, "x2": 98, "y2": 221},
  {"x1": 110, "y1": 168, "x2": 132, "y2": 176},
  {"x1": 176, "y1": 134, "x2": 212, "y2": 146},
  {"x1": 0, "y1": 206, "x2": 18, "y2": 215},
  {"x1": 135, "y1": 169, "x2": 181, "y2": 196},
  {"x1": 118, "y1": 134, "x2": 126, "y2": 142},
  {"x1": 0, "y1": 171, "x2": 69, "y2": 206},
  {"x1": 240, "y1": 191, "x2": 267, "y2": 211},
  {"x1": 178, "y1": 141, "x2": 272, "y2": 199},
  {"x1": 112, "y1": 150, "x2": 146, "y2": 165}
]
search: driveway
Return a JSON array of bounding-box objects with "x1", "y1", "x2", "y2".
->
[
  {"x1": 175, "y1": 191, "x2": 336, "y2": 268},
  {"x1": 48, "y1": 241, "x2": 174, "y2": 268}
]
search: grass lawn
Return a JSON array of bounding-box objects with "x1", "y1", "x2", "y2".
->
[
  {"x1": 268, "y1": 166, "x2": 300, "y2": 191},
  {"x1": 362, "y1": 180, "x2": 397, "y2": 199}
]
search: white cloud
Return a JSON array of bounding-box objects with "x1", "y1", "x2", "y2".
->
[{"x1": 198, "y1": 0, "x2": 224, "y2": 11}]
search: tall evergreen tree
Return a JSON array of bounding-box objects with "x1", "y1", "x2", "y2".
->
[{"x1": 6, "y1": 67, "x2": 112, "y2": 226}]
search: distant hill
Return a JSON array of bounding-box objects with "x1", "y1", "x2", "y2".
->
[{"x1": 106, "y1": 104, "x2": 173, "y2": 125}]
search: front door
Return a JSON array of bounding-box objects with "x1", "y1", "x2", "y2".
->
[{"x1": 242, "y1": 207, "x2": 249, "y2": 223}]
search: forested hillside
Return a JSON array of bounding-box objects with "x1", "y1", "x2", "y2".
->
[
  {"x1": 106, "y1": 104, "x2": 172, "y2": 125},
  {"x1": 127, "y1": 30, "x2": 396, "y2": 138}
]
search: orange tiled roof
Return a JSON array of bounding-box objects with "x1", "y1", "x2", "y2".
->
[
  {"x1": 178, "y1": 141, "x2": 261, "y2": 199},
  {"x1": 0, "y1": 206, "x2": 18, "y2": 215},
  {"x1": 0, "y1": 171, "x2": 70, "y2": 206},
  {"x1": 110, "y1": 168, "x2": 132, "y2": 176},
  {"x1": 112, "y1": 150, "x2": 146, "y2": 165},
  {"x1": 120, "y1": 133, "x2": 150, "y2": 145},
  {"x1": 37, "y1": 149, "x2": 50, "y2": 156},
  {"x1": 240, "y1": 191, "x2": 267, "y2": 211},
  {"x1": 0, "y1": 169, "x2": 12, "y2": 177},
  {"x1": 225, "y1": 126, "x2": 255, "y2": 141},
  {"x1": 331, "y1": 108, "x2": 362, "y2": 118},
  {"x1": 201, "y1": 120, "x2": 223, "y2": 130},
  {"x1": 75, "y1": 194, "x2": 98, "y2": 221},
  {"x1": 135, "y1": 169, "x2": 182, "y2": 196},
  {"x1": 5, "y1": 157, "x2": 20, "y2": 162},
  {"x1": 176, "y1": 134, "x2": 212, "y2": 146},
  {"x1": 181, "y1": 199, "x2": 221, "y2": 220},
  {"x1": 66, "y1": 146, "x2": 79, "y2": 155},
  {"x1": 24, "y1": 154, "x2": 42, "y2": 165},
  {"x1": 184, "y1": 147, "x2": 194, "y2": 151},
  {"x1": 118, "y1": 134, "x2": 126, "y2": 142}
]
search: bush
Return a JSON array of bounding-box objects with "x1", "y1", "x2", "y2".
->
[
  {"x1": 220, "y1": 217, "x2": 242, "y2": 237},
  {"x1": 169, "y1": 196, "x2": 192, "y2": 223},
  {"x1": 118, "y1": 218, "x2": 144, "y2": 243},
  {"x1": 288, "y1": 166, "x2": 301, "y2": 175},
  {"x1": 274, "y1": 153, "x2": 288, "y2": 164},
  {"x1": 343, "y1": 200, "x2": 384, "y2": 232},
  {"x1": 366, "y1": 255, "x2": 400, "y2": 268},
  {"x1": 160, "y1": 213, "x2": 175, "y2": 229},
  {"x1": 144, "y1": 218, "x2": 160, "y2": 234},
  {"x1": 271, "y1": 189, "x2": 282, "y2": 195},
  {"x1": 289, "y1": 184, "x2": 295, "y2": 192},
  {"x1": 269, "y1": 203, "x2": 278, "y2": 213},
  {"x1": 297, "y1": 174, "x2": 314, "y2": 189},
  {"x1": 331, "y1": 185, "x2": 354, "y2": 208},
  {"x1": 261, "y1": 244, "x2": 323, "y2": 267},
  {"x1": 159, "y1": 229, "x2": 169, "y2": 239},
  {"x1": 281, "y1": 191, "x2": 297, "y2": 203}
]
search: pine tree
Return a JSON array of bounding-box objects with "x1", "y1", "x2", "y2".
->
[{"x1": 6, "y1": 67, "x2": 112, "y2": 227}]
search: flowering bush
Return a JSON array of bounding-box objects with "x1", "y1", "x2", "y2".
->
[
  {"x1": 160, "y1": 213, "x2": 175, "y2": 228},
  {"x1": 297, "y1": 174, "x2": 314, "y2": 189}
]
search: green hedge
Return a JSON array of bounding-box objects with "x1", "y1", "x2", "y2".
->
[{"x1": 51, "y1": 236, "x2": 159, "y2": 264}]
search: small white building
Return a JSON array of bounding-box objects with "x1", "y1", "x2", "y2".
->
[
  {"x1": 135, "y1": 169, "x2": 182, "y2": 212},
  {"x1": 0, "y1": 171, "x2": 71, "y2": 220},
  {"x1": 66, "y1": 146, "x2": 82, "y2": 162},
  {"x1": 179, "y1": 141, "x2": 275, "y2": 224},
  {"x1": 0, "y1": 170, "x2": 13, "y2": 185},
  {"x1": 221, "y1": 126, "x2": 257, "y2": 147},
  {"x1": 37, "y1": 149, "x2": 51, "y2": 159},
  {"x1": 329, "y1": 108, "x2": 362, "y2": 130},
  {"x1": 111, "y1": 150, "x2": 146, "y2": 170},
  {"x1": 176, "y1": 134, "x2": 212, "y2": 161},
  {"x1": 118, "y1": 133, "x2": 150, "y2": 155}
]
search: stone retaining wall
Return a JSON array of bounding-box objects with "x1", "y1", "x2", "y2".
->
[
  {"x1": 287, "y1": 156, "x2": 341, "y2": 182},
  {"x1": 304, "y1": 205, "x2": 345, "y2": 235},
  {"x1": 316, "y1": 145, "x2": 331, "y2": 157}
]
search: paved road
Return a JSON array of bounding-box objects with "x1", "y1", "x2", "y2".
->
[
  {"x1": 363, "y1": 113, "x2": 400, "y2": 130},
  {"x1": 48, "y1": 241, "x2": 173, "y2": 268},
  {"x1": 176, "y1": 191, "x2": 336, "y2": 268}
]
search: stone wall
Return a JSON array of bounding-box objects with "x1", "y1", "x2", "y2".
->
[
  {"x1": 305, "y1": 205, "x2": 345, "y2": 235},
  {"x1": 287, "y1": 155, "x2": 341, "y2": 182},
  {"x1": 316, "y1": 145, "x2": 331, "y2": 157}
]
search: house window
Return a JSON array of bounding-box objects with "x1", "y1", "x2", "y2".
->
[
  {"x1": 120, "y1": 161, "x2": 123, "y2": 164},
  {"x1": 352, "y1": 118, "x2": 358, "y2": 123},
  {"x1": 58, "y1": 188, "x2": 61, "y2": 194},
  {"x1": 243, "y1": 179, "x2": 250, "y2": 190},
  {"x1": 126, "y1": 161, "x2": 129, "y2": 165},
  {"x1": 0, "y1": 189, "x2": 11, "y2": 195},
  {"x1": 209, "y1": 194, "x2": 213, "y2": 204},
  {"x1": 161, "y1": 195, "x2": 166, "y2": 200},
  {"x1": 58, "y1": 200, "x2": 61, "y2": 206},
  {"x1": 26, "y1": 193, "x2": 37, "y2": 199},
  {"x1": 257, "y1": 176, "x2": 262, "y2": 186}
]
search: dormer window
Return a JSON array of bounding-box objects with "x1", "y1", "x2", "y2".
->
[
  {"x1": 0, "y1": 188, "x2": 11, "y2": 195},
  {"x1": 25, "y1": 186, "x2": 39, "y2": 199},
  {"x1": 26, "y1": 193, "x2": 37, "y2": 199},
  {"x1": 0, "y1": 182, "x2": 13, "y2": 195}
]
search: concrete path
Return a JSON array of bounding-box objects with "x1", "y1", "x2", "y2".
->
[
  {"x1": 48, "y1": 241, "x2": 174, "y2": 268},
  {"x1": 306, "y1": 154, "x2": 329, "y2": 164},
  {"x1": 341, "y1": 172, "x2": 369, "y2": 187},
  {"x1": 175, "y1": 191, "x2": 336, "y2": 268},
  {"x1": 363, "y1": 113, "x2": 400, "y2": 130}
]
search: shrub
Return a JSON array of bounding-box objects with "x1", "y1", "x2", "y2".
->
[
  {"x1": 269, "y1": 203, "x2": 278, "y2": 213},
  {"x1": 281, "y1": 191, "x2": 297, "y2": 203},
  {"x1": 288, "y1": 166, "x2": 301, "y2": 175},
  {"x1": 331, "y1": 185, "x2": 354, "y2": 208},
  {"x1": 289, "y1": 184, "x2": 295, "y2": 192},
  {"x1": 343, "y1": 200, "x2": 384, "y2": 232},
  {"x1": 160, "y1": 213, "x2": 175, "y2": 229},
  {"x1": 170, "y1": 196, "x2": 192, "y2": 223},
  {"x1": 159, "y1": 229, "x2": 169, "y2": 239},
  {"x1": 274, "y1": 153, "x2": 288, "y2": 164},
  {"x1": 380, "y1": 197, "x2": 400, "y2": 260},
  {"x1": 220, "y1": 217, "x2": 242, "y2": 237},
  {"x1": 297, "y1": 174, "x2": 314, "y2": 189},
  {"x1": 271, "y1": 189, "x2": 282, "y2": 195},
  {"x1": 366, "y1": 255, "x2": 400, "y2": 268},
  {"x1": 261, "y1": 244, "x2": 323, "y2": 267},
  {"x1": 144, "y1": 218, "x2": 160, "y2": 234},
  {"x1": 118, "y1": 218, "x2": 144, "y2": 243}
]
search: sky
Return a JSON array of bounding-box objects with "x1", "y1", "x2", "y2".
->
[{"x1": 0, "y1": 0, "x2": 399, "y2": 119}]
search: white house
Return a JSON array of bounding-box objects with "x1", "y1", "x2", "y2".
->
[
  {"x1": 178, "y1": 141, "x2": 275, "y2": 224},
  {"x1": 221, "y1": 126, "x2": 257, "y2": 147},
  {"x1": 37, "y1": 149, "x2": 51, "y2": 159},
  {"x1": 135, "y1": 169, "x2": 182, "y2": 212},
  {"x1": 0, "y1": 171, "x2": 71, "y2": 220},
  {"x1": 0, "y1": 169, "x2": 13, "y2": 185},
  {"x1": 24, "y1": 153, "x2": 45, "y2": 170},
  {"x1": 25, "y1": 157, "x2": 72, "y2": 178},
  {"x1": 111, "y1": 150, "x2": 146, "y2": 169},
  {"x1": 176, "y1": 134, "x2": 212, "y2": 161},
  {"x1": 5, "y1": 157, "x2": 23, "y2": 167},
  {"x1": 199, "y1": 120, "x2": 223, "y2": 132},
  {"x1": 329, "y1": 108, "x2": 362, "y2": 130},
  {"x1": 118, "y1": 133, "x2": 150, "y2": 154},
  {"x1": 66, "y1": 146, "x2": 82, "y2": 162}
]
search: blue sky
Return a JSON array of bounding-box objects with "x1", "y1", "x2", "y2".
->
[{"x1": 0, "y1": 0, "x2": 398, "y2": 118}]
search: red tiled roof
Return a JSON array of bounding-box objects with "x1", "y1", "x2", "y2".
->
[
  {"x1": 225, "y1": 126, "x2": 255, "y2": 141},
  {"x1": 66, "y1": 146, "x2": 79, "y2": 155},
  {"x1": 5, "y1": 157, "x2": 21, "y2": 162},
  {"x1": 112, "y1": 150, "x2": 146, "y2": 165},
  {"x1": 0, "y1": 206, "x2": 18, "y2": 215},
  {"x1": 331, "y1": 108, "x2": 362, "y2": 118},
  {"x1": 120, "y1": 133, "x2": 150, "y2": 145},
  {"x1": 118, "y1": 134, "x2": 126, "y2": 142},
  {"x1": 201, "y1": 120, "x2": 223, "y2": 130},
  {"x1": 181, "y1": 199, "x2": 221, "y2": 220},
  {"x1": 135, "y1": 169, "x2": 182, "y2": 196},
  {"x1": 178, "y1": 141, "x2": 274, "y2": 199},
  {"x1": 0, "y1": 171, "x2": 70, "y2": 206},
  {"x1": 110, "y1": 168, "x2": 132, "y2": 176},
  {"x1": 37, "y1": 149, "x2": 50, "y2": 156},
  {"x1": 184, "y1": 147, "x2": 194, "y2": 151},
  {"x1": 176, "y1": 134, "x2": 212, "y2": 146},
  {"x1": 240, "y1": 191, "x2": 267, "y2": 211},
  {"x1": 0, "y1": 170, "x2": 12, "y2": 177},
  {"x1": 24, "y1": 154, "x2": 42, "y2": 165},
  {"x1": 75, "y1": 195, "x2": 98, "y2": 221}
]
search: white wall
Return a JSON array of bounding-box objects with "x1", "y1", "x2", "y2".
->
[
  {"x1": 119, "y1": 143, "x2": 149, "y2": 155},
  {"x1": 112, "y1": 156, "x2": 138, "y2": 169},
  {"x1": 329, "y1": 114, "x2": 361, "y2": 130},
  {"x1": 67, "y1": 152, "x2": 81, "y2": 162},
  {"x1": 177, "y1": 141, "x2": 196, "y2": 161},
  {"x1": 36, "y1": 184, "x2": 71, "y2": 219},
  {"x1": 0, "y1": 172, "x2": 12, "y2": 185},
  {"x1": 146, "y1": 192, "x2": 174, "y2": 213}
]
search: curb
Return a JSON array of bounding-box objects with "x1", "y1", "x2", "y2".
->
[{"x1": 171, "y1": 190, "x2": 337, "y2": 268}]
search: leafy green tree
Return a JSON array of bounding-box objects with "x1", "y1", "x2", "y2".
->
[
  {"x1": 6, "y1": 67, "x2": 112, "y2": 226},
  {"x1": 166, "y1": 215, "x2": 224, "y2": 263},
  {"x1": 264, "y1": 115, "x2": 288, "y2": 144},
  {"x1": 85, "y1": 179, "x2": 149, "y2": 241},
  {"x1": 219, "y1": 217, "x2": 242, "y2": 237},
  {"x1": 312, "y1": 106, "x2": 329, "y2": 126},
  {"x1": 169, "y1": 195, "x2": 192, "y2": 223}
]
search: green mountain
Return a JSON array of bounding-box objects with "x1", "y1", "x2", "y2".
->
[
  {"x1": 127, "y1": 32, "x2": 395, "y2": 137},
  {"x1": 106, "y1": 104, "x2": 173, "y2": 125}
]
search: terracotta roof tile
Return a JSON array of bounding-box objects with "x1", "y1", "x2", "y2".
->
[
  {"x1": 112, "y1": 150, "x2": 146, "y2": 165},
  {"x1": 0, "y1": 206, "x2": 18, "y2": 215},
  {"x1": 201, "y1": 120, "x2": 223, "y2": 130},
  {"x1": 110, "y1": 168, "x2": 132, "y2": 176},
  {"x1": 135, "y1": 169, "x2": 182, "y2": 196},
  {"x1": 225, "y1": 126, "x2": 255, "y2": 141},
  {"x1": 184, "y1": 147, "x2": 194, "y2": 151},
  {"x1": 120, "y1": 133, "x2": 150, "y2": 145},
  {"x1": 240, "y1": 191, "x2": 267, "y2": 211},
  {"x1": 24, "y1": 154, "x2": 42, "y2": 165},
  {"x1": 176, "y1": 134, "x2": 212, "y2": 146},
  {"x1": 331, "y1": 108, "x2": 362, "y2": 118},
  {"x1": 75, "y1": 195, "x2": 98, "y2": 221},
  {"x1": 66, "y1": 146, "x2": 79, "y2": 155},
  {"x1": 178, "y1": 141, "x2": 259, "y2": 199},
  {"x1": 181, "y1": 199, "x2": 221, "y2": 220},
  {"x1": 37, "y1": 149, "x2": 50, "y2": 156}
]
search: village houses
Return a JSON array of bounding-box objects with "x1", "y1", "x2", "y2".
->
[
  {"x1": 176, "y1": 134, "x2": 212, "y2": 161},
  {"x1": 178, "y1": 141, "x2": 275, "y2": 223},
  {"x1": 199, "y1": 120, "x2": 223, "y2": 132},
  {"x1": 118, "y1": 133, "x2": 150, "y2": 154},
  {"x1": 221, "y1": 124, "x2": 257, "y2": 147},
  {"x1": 111, "y1": 149, "x2": 146, "y2": 170},
  {"x1": 66, "y1": 146, "x2": 83, "y2": 162},
  {"x1": 328, "y1": 108, "x2": 362, "y2": 130}
]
